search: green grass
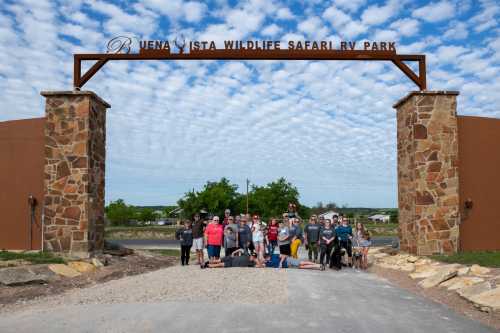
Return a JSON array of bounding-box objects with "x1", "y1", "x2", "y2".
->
[
  {"x1": 0, "y1": 250, "x2": 66, "y2": 264},
  {"x1": 364, "y1": 223, "x2": 398, "y2": 237},
  {"x1": 105, "y1": 226, "x2": 177, "y2": 240},
  {"x1": 430, "y1": 251, "x2": 500, "y2": 268},
  {"x1": 105, "y1": 226, "x2": 177, "y2": 232},
  {"x1": 148, "y1": 249, "x2": 181, "y2": 257}
]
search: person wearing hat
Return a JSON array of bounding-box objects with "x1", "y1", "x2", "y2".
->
[{"x1": 191, "y1": 213, "x2": 206, "y2": 265}]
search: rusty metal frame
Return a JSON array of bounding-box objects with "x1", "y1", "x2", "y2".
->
[{"x1": 74, "y1": 49, "x2": 426, "y2": 90}]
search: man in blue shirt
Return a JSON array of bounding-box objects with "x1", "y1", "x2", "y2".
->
[{"x1": 336, "y1": 217, "x2": 353, "y2": 267}]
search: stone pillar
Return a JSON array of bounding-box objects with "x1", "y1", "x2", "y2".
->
[
  {"x1": 41, "y1": 91, "x2": 109, "y2": 257},
  {"x1": 394, "y1": 91, "x2": 460, "y2": 255}
]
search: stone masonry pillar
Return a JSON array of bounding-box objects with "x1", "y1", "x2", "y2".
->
[
  {"x1": 394, "y1": 91, "x2": 460, "y2": 255},
  {"x1": 41, "y1": 91, "x2": 109, "y2": 257}
]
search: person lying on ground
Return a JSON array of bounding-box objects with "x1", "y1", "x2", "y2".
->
[
  {"x1": 262, "y1": 253, "x2": 288, "y2": 268},
  {"x1": 284, "y1": 257, "x2": 322, "y2": 270},
  {"x1": 202, "y1": 249, "x2": 259, "y2": 269}
]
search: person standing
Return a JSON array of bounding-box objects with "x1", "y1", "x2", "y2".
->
[
  {"x1": 176, "y1": 221, "x2": 193, "y2": 266},
  {"x1": 224, "y1": 216, "x2": 239, "y2": 256},
  {"x1": 251, "y1": 215, "x2": 265, "y2": 261},
  {"x1": 266, "y1": 218, "x2": 279, "y2": 255},
  {"x1": 277, "y1": 219, "x2": 291, "y2": 268},
  {"x1": 191, "y1": 213, "x2": 206, "y2": 265},
  {"x1": 319, "y1": 220, "x2": 336, "y2": 270},
  {"x1": 238, "y1": 216, "x2": 251, "y2": 255},
  {"x1": 304, "y1": 215, "x2": 322, "y2": 263},
  {"x1": 289, "y1": 218, "x2": 303, "y2": 259},
  {"x1": 337, "y1": 217, "x2": 353, "y2": 267},
  {"x1": 204, "y1": 216, "x2": 223, "y2": 262}
]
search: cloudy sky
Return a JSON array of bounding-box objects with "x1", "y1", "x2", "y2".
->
[{"x1": 0, "y1": 0, "x2": 499, "y2": 208}]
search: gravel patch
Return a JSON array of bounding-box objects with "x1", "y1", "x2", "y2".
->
[{"x1": 2, "y1": 265, "x2": 287, "y2": 314}]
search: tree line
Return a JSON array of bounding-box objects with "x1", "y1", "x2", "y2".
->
[{"x1": 105, "y1": 177, "x2": 398, "y2": 225}]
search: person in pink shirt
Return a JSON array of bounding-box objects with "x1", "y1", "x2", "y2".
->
[{"x1": 204, "y1": 216, "x2": 224, "y2": 262}]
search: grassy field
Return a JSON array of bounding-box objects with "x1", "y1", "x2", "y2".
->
[
  {"x1": 430, "y1": 251, "x2": 500, "y2": 268},
  {"x1": 364, "y1": 223, "x2": 398, "y2": 237},
  {"x1": 105, "y1": 225, "x2": 177, "y2": 240},
  {"x1": 0, "y1": 251, "x2": 66, "y2": 264}
]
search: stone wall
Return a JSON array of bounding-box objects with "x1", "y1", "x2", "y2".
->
[
  {"x1": 394, "y1": 91, "x2": 460, "y2": 255},
  {"x1": 41, "y1": 91, "x2": 109, "y2": 257}
]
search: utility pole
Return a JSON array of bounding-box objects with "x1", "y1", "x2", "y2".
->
[{"x1": 246, "y1": 178, "x2": 250, "y2": 215}]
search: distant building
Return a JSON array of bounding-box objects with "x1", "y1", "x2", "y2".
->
[
  {"x1": 368, "y1": 214, "x2": 391, "y2": 223},
  {"x1": 318, "y1": 210, "x2": 340, "y2": 221}
]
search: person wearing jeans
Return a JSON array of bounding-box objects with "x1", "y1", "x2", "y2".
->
[
  {"x1": 304, "y1": 215, "x2": 322, "y2": 262},
  {"x1": 266, "y1": 218, "x2": 279, "y2": 255},
  {"x1": 319, "y1": 220, "x2": 336, "y2": 270},
  {"x1": 176, "y1": 221, "x2": 193, "y2": 266}
]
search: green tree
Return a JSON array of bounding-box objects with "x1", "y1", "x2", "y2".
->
[
  {"x1": 178, "y1": 178, "x2": 242, "y2": 219},
  {"x1": 244, "y1": 178, "x2": 300, "y2": 221},
  {"x1": 105, "y1": 199, "x2": 134, "y2": 226},
  {"x1": 138, "y1": 208, "x2": 156, "y2": 222},
  {"x1": 390, "y1": 210, "x2": 399, "y2": 224}
]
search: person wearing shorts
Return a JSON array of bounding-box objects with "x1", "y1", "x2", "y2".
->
[
  {"x1": 191, "y1": 213, "x2": 205, "y2": 265},
  {"x1": 285, "y1": 257, "x2": 321, "y2": 270},
  {"x1": 251, "y1": 215, "x2": 264, "y2": 261},
  {"x1": 278, "y1": 220, "x2": 291, "y2": 254},
  {"x1": 204, "y1": 216, "x2": 223, "y2": 262}
]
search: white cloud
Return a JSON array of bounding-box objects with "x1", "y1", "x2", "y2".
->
[
  {"x1": 276, "y1": 7, "x2": 295, "y2": 20},
  {"x1": 361, "y1": 0, "x2": 401, "y2": 26},
  {"x1": 1, "y1": 0, "x2": 499, "y2": 208},
  {"x1": 443, "y1": 21, "x2": 469, "y2": 40},
  {"x1": 297, "y1": 16, "x2": 329, "y2": 39},
  {"x1": 333, "y1": 0, "x2": 366, "y2": 13},
  {"x1": 183, "y1": 1, "x2": 207, "y2": 23},
  {"x1": 390, "y1": 18, "x2": 420, "y2": 37},
  {"x1": 323, "y1": 5, "x2": 367, "y2": 38},
  {"x1": 261, "y1": 24, "x2": 282, "y2": 37},
  {"x1": 412, "y1": 1, "x2": 456, "y2": 23}
]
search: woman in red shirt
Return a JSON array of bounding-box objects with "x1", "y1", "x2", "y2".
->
[
  {"x1": 204, "y1": 216, "x2": 224, "y2": 261},
  {"x1": 266, "y1": 218, "x2": 279, "y2": 255}
]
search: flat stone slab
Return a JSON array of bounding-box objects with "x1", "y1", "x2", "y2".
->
[
  {"x1": 469, "y1": 287, "x2": 500, "y2": 312},
  {"x1": 48, "y1": 264, "x2": 81, "y2": 278},
  {"x1": 418, "y1": 267, "x2": 457, "y2": 288},
  {"x1": 0, "y1": 267, "x2": 50, "y2": 286}
]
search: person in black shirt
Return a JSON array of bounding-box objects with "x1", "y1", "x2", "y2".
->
[
  {"x1": 176, "y1": 221, "x2": 193, "y2": 266},
  {"x1": 191, "y1": 213, "x2": 206, "y2": 265},
  {"x1": 304, "y1": 215, "x2": 322, "y2": 262},
  {"x1": 203, "y1": 249, "x2": 258, "y2": 268},
  {"x1": 319, "y1": 220, "x2": 336, "y2": 270}
]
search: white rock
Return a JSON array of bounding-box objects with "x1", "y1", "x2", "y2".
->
[
  {"x1": 468, "y1": 287, "x2": 500, "y2": 312},
  {"x1": 470, "y1": 264, "x2": 491, "y2": 276},
  {"x1": 418, "y1": 267, "x2": 457, "y2": 288},
  {"x1": 457, "y1": 281, "x2": 494, "y2": 299},
  {"x1": 445, "y1": 277, "x2": 484, "y2": 290},
  {"x1": 407, "y1": 256, "x2": 419, "y2": 263},
  {"x1": 457, "y1": 266, "x2": 470, "y2": 276}
]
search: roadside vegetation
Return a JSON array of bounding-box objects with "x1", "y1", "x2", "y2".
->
[
  {"x1": 430, "y1": 251, "x2": 500, "y2": 268},
  {"x1": 105, "y1": 226, "x2": 177, "y2": 240},
  {"x1": 0, "y1": 250, "x2": 65, "y2": 264},
  {"x1": 364, "y1": 223, "x2": 399, "y2": 237}
]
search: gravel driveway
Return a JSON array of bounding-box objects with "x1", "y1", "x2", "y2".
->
[{"x1": 0, "y1": 264, "x2": 496, "y2": 333}]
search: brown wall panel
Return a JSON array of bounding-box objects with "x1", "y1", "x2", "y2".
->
[
  {"x1": 0, "y1": 118, "x2": 45, "y2": 250},
  {"x1": 458, "y1": 116, "x2": 500, "y2": 251}
]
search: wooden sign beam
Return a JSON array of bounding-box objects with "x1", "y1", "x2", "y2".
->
[{"x1": 73, "y1": 49, "x2": 426, "y2": 90}]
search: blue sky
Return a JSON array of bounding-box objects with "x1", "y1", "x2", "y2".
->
[{"x1": 0, "y1": 0, "x2": 499, "y2": 208}]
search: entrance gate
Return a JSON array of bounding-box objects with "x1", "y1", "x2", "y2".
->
[{"x1": 40, "y1": 45, "x2": 460, "y2": 257}]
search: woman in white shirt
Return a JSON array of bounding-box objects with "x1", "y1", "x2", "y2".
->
[{"x1": 251, "y1": 215, "x2": 264, "y2": 261}]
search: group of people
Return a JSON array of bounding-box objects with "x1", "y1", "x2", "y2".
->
[{"x1": 176, "y1": 205, "x2": 372, "y2": 271}]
